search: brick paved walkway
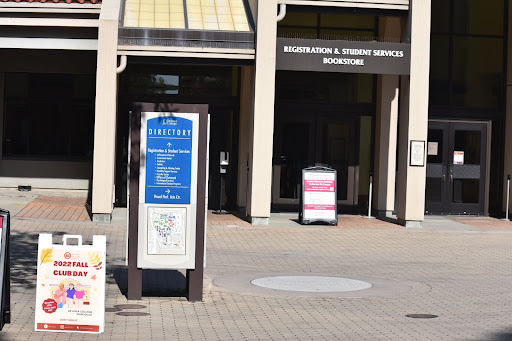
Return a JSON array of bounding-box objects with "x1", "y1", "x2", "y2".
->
[
  {"x1": 447, "y1": 216, "x2": 512, "y2": 230},
  {"x1": 15, "y1": 196, "x2": 90, "y2": 222},
  {"x1": 2, "y1": 194, "x2": 512, "y2": 340}
]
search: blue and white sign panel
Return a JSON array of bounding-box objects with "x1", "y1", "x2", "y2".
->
[
  {"x1": 138, "y1": 112, "x2": 199, "y2": 269},
  {"x1": 144, "y1": 116, "x2": 193, "y2": 205}
]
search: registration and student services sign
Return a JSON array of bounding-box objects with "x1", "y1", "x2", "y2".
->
[{"x1": 276, "y1": 38, "x2": 411, "y2": 75}]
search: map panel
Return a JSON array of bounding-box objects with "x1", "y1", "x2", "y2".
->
[{"x1": 147, "y1": 207, "x2": 186, "y2": 255}]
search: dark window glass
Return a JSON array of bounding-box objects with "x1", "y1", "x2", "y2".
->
[
  {"x1": 452, "y1": 179, "x2": 479, "y2": 203},
  {"x1": 429, "y1": 0, "x2": 505, "y2": 109},
  {"x1": 431, "y1": 0, "x2": 451, "y2": 34},
  {"x1": 453, "y1": 130, "x2": 481, "y2": 165},
  {"x1": 278, "y1": 12, "x2": 377, "y2": 39},
  {"x1": 426, "y1": 177, "x2": 442, "y2": 202},
  {"x1": 320, "y1": 14, "x2": 375, "y2": 30},
  {"x1": 279, "y1": 12, "x2": 317, "y2": 27},
  {"x1": 453, "y1": 0, "x2": 504, "y2": 36},
  {"x1": 451, "y1": 37, "x2": 503, "y2": 108},
  {"x1": 319, "y1": 29, "x2": 375, "y2": 40},
  {"x1": 124, "y1": 66, "x2": 237, "y2": 98},
  {"x1": 279, "y1": 122, "x2": 309, "y2": 199},
  {"x1": 2, "y1": 73, "x2": 95, "y2": 160},
  {"x1": 276, "y1": 71, "x2": 373, "y2": 104}
]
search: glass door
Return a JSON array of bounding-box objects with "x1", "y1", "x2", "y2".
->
[
  {"x1": 449, "y1": 122, "x2": 487, "y2": 214},
  {"x1": 425, "y1": 121, "x2": 488, "y2": 215},
  {"x1": 425, "y1": 122, "x2": 450, "y2": 213},
  {"x1": 316, "y1": 117, "x2": 357, "y2": 203},
  {"x1": 272, "y1": 112, "x2": 358, "y2": 206}
]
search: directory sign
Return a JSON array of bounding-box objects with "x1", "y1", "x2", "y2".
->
[
  {"x1": 35, "y1": 234, "x2": 106, "y2": 334},
  {"x1": 300, "y1": 167, "x2": 338, "y2": 225},
  {"x1": 138, "y1": 112, "x2": 199, "y2": 269},
  {"x1": 143, "y1": 116, "x2": 193, "y2": 205}
]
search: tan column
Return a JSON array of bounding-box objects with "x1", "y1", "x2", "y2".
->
[
  {"x1": 374, "y1": 74, "x2": 399, "y2": 216},
  {"x1": 504, "y1": 3, "x2": 512, "y2": 216},
  {"x1": 91, "y1": 0, "x2": 121, "y2": 222},
  {"x1": 247, "y1": 0, "x2": 277, "y2": 225},
  {"x1": 395, "y1": 0, "x2": 431, "y2": 227},
  {"x1": 237, "y1": 66, "x2": 255, "y2": 212},
  {"x1": 374, "y1": 17, "x2": 401, "y2": 216}
]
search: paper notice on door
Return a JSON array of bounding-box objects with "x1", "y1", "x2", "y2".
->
[
  {"x1": 427, "y1": 142, "x2": 438, "y2": 156},
  {"x1": 453, "y1": 151, "x2": 464, "y2": 165}
]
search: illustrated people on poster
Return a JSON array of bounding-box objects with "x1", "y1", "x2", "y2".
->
[
  {"x1": 53, "y1": 283, "x2": 66, "y2": 309},
  {"x1": 66, "y1": 282, "x2": 76, "y2": 307},
  {"x1": 75, "y1": 283, "x2": 85, "y2": 308}
]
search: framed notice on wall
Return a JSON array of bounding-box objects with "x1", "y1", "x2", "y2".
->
[{"x1": 410, "y1": 140, "x2": 425, "y2": 167}]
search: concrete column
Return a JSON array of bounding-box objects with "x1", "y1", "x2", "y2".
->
[
  {"x1": 374, "y1": 17, "x2": 402, "y2": 217},
  {"x1": 395, "y1": 0, "x2": 431, "y2": 227},
  {"x1": 91, "y1": 0, "x2": 121, "y2": 222},
  {"x1": 374, "y1": 74, "x2": 399, "y2": 217},
  {"x1": 237, "y1": 66, "x2": 255, "y2": 212},
  {"x1": 246, "y1": 0, "x2": 277, "y2": 225},
  {"x1": 504, "y1": 3, "x2": 512, "y2": 216}
]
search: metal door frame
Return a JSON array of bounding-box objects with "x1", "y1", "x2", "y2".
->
[{"x1": 426, "y1": 120, "x2": 491, "y2": 215}]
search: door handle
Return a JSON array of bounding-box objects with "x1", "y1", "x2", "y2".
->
[
  {"x1": 442, "y1": 175, "x2": 445, "y2": 183},
  {"x1": 450, "y1": 174, "x2": 453, "y2": 183}
]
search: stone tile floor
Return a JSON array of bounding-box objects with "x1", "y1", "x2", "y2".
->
[{"x1": 1, "y1": 192, "x2": 512, "y2": 340}]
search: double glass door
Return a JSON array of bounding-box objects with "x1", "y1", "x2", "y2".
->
[
  {"x1": 425, "y1": 121, "x2": 488, "y2": 215},
  {"x1": 272, "y1": 112, "x2": 358, "y2": 206}
]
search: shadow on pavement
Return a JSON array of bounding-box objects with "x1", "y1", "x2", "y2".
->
[
  {"x1": 113, "y1": 267, "x2": 186, "y2": 298},
  {"x1": 489, "y1": 330, "x2": 512, "y2": 341},
  {"x1": 10, "y1": 230, "x2": 64, "y2": 290}
]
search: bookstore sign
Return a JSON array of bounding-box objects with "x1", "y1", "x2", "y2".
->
[{"x1": 276, "y1": 38, "x2": 411, "y2": 75}]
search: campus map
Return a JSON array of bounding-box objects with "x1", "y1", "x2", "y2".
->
[{"x1": 147, "y1": 207, "x2": 186, "y2": 255}]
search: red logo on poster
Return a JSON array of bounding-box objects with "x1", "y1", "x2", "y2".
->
[
  {"x1": 64, "y1": 252, "x2": 71, "y2": 259},
  {"x1": 42, "y1": 299, "x2": 58, "y2": 314}
]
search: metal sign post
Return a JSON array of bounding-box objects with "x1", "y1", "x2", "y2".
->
[
  {"x1": 127, "y1": 103, "x2": 209, "y2": 302},
  {"x1": 363, "y1": 172, "x2": 376, "y2": 219},
  {"x1": 0, "y1": 209, "x2": 10, "y2": 331},
  {"x1": 503, "y1": 175, "x2": 510, "y2": 221}
]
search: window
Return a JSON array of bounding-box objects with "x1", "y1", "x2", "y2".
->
[
  {"x1": 276, "y1": 71, "x2": 373, "y2": 104},
  {"x1": 430, "y1": 0, "x2": 505, "y2": 109},
  {"x1": 123, "y1": 66, "x2": 238, "y2": 98},
  {"x1": 277, "y1": 11, "x2": 377, "y2": 40},
  {"x1": 2, "y1": 73, "x2": 96, "y2": 160}
]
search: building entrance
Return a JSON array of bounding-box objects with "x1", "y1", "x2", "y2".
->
[
  {"x1": 272, "y1": 110, "x2": 366, "y2": 208},
  {"x1": 425, "y1": 121, "x2": 489, "y2": 215}
]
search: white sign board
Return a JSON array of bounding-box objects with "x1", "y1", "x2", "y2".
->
[
  {"x1": 410, "y1": 140, "x2": 425, "y2": 166},
  {"x1": 303, "y1": 170, "x2": 337, "y2": 221},
  {"x1": 138, "y1": 112, "x2": 199, "y2": 269},
  {"x1": 35, "y1": 234, "x2": 106, "y2": 334},
  {"x1": 453, "y1": 151, "x2": 464, "y2": 165}
]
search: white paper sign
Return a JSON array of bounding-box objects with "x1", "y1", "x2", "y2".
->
[
  {"x1": 453, "y1": 151, "x2": 464, "y2": 165},
  {"x1": 427, "y1": 142, "x2": 438, "y2": 156},
  {"x1": 35, "y1": 234, "x2": 106, "y2": 334}
]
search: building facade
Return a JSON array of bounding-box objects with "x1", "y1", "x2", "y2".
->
[{"x1": 0, "y1": 0, "x2": 511, "y2": 226}]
